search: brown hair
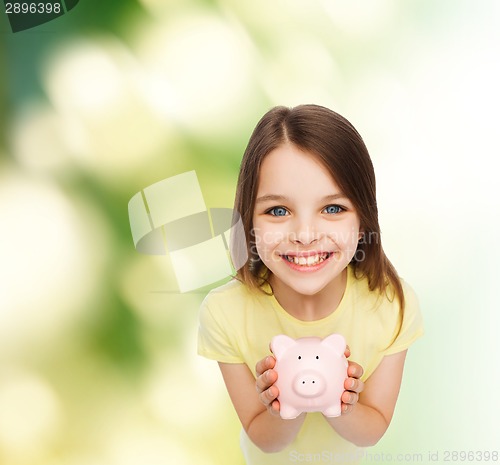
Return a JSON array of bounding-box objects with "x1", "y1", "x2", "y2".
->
[{"x1": 231, "y1": 104, "x2": 405, "y2": 319}]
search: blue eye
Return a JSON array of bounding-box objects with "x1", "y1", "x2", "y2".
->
[
  {"x1": 267, "y1": 206, "x2": 289, "y2": 216},
  {"x1": 323, "y1": 205, "x2": 343, "y2": 215}
]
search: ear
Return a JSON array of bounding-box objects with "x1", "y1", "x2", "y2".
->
[
  {"x1": 270, "y1": 335, "x2": 296, "y2": 358},
  {"x1": 321, "y1": 333, "x2": 346, "y2": 356}
]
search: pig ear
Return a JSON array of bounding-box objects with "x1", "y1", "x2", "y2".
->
[
  {"x1": 270, "y1": 335, "x2": 296, "y2": 358},
  {"x1": 321, "y1": 334, "x2": 346, "y2": 356}
]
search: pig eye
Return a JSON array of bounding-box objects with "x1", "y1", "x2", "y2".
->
[
  {"x1": 298, "y1": 356, "x2": 302, "y2": 360},
  {"x1": 316, "y1": 356, "x2": 320, "y2": 359}
]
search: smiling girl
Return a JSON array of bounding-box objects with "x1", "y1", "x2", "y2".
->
[{"x1": 198, "y1": 105, "x2": 423, "y2": 464}]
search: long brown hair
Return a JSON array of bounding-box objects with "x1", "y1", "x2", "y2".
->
[{"x1": 231, "y1": 104, "x2": 405, "y2": 318}]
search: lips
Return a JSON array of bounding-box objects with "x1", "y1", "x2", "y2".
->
[{"x1": 281, "y1": 252, "x2": 333, "y2": 267}]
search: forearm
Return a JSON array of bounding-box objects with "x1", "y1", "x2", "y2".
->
[
  {"x1": 325, "y1": 402, "x2": 390, "y2": 447},
  {"x1": 247, "y1": 410, "x2": 306, "y2": 453}
]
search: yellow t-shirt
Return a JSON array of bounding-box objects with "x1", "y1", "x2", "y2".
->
[{"x1": 198, "y1": 266, "x2": 424, "y2": 465}]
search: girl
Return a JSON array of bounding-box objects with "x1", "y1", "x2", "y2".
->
[{"x1": 198, "y1": 104, "x2": 423, "y2": 464}]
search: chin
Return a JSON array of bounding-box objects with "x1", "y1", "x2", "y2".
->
[{"x1": 277, "y1": 276, "x2": 331, "y2": 297}]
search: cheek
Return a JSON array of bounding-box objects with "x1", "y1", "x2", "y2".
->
[
  {"x1": 252, "y1": 226, "x2": 288, "y2": 262},
  {"x1": 327, "y1": 223, "x2": 360, "y2": 251},
  {"x1": 253, "y1": 222, "x2": 287, "y2": 249}
]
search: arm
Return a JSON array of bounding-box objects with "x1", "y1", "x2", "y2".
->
[
  {"x1": 325, "y1": 350, "x2": 408, "y2": 447},
  {"x1": 218, "y1": 360, "x2": 306, "y2": 453},
  {"x1": 218, "y1": 347, "x2": 365, "y2": 453}
]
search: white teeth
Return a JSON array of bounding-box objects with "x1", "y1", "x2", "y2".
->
[{"x1": 284, "y1": 253, "x2": 330, "y2": 266}]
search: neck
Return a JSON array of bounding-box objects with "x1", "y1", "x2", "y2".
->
[{"x1": 270, "y1": 268, "x2": 347, "y2": 322}]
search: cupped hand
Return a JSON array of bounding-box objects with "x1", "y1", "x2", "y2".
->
[
  {"x1": 255, "y1": 355, "x2": 281, "y2": 416},
  {"x1": 341, "y1": 345, "x2": 365, "y2": 414}
]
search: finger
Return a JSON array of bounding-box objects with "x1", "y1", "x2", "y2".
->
[
  {"x1": 259, "y1": 385, "x2": 279, "y2": 407},
  {"x1": 341, "y1": 390, "x2": 359, "y2": 406},
  {"x1": 344, "y1": 378, "x2": 365, "y2": 395},
  {"x1": 342, "y1": 402, "x2": 354, "y2": 415},
  {"x1": 255, "y1": 357, "x2": 268, "y2": 377},
  {"x1": 255, "y1": 369, "x2": 278, "y2": 394},
  {"x1": 255, "y1": 356, "x2": 276, "y2": 377},
  {"x1": 347, "y1": 361, "x2": 364, "y2": 380},
  {"x1": 344, "y1": 344, "x2": 351, "y2": 359},
  {"x1": 270, "y1": 399, "x2": 281, "y2": 415}
]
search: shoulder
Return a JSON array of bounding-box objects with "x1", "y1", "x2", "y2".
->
[
  {"x1": 198, "y1": 279, "x2": 257, "y2": 363},
  {"x1": 199, "y1": 278, "x2": 270, "y2": 322},
  {"x1": 382, "y1": 277, "x2": 424, "y2": 354},
  {"x1": 347, "y1": 268, "x2": 389, "y2": 312},
  {"x1": 348, "y1": 269, "x2": 423, "y2": 336},
  {"x1": 349, "y1": 267, "x2": 419, "y2": 315},
  {"x1": 398, "y1": 277, "x2": 424, "y2": 333},
  {"x1": 201, "y1": 278, "x2": 255, "y2": 308},
  {"x1": 400, "y1": 278, "x2": 420, "y2": 312}
]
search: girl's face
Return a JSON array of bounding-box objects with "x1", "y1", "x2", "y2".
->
[{"x1": 252, "y1": 143, "x2": 362, "y2": 297}]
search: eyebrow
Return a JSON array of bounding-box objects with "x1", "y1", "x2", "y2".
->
[{"x1": 255, "y1": 193, "x2": 349, "y2": 203}]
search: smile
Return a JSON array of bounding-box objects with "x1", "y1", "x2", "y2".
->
[{"x1": 282, "y1": 252, "x2": 333, "y2": 267}]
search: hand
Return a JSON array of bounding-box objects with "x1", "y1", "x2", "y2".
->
[
  {"x1": 341, "y1": 345, "x2": 364, "y2": 414},
  {"x1": 255, "y1": 355, "x2": 281, "y2": 416}
]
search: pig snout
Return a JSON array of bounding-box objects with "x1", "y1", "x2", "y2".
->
[{"x1": 292, "y1": 370, "x2": 326, "y2": 397}]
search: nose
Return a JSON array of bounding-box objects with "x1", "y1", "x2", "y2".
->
[{"x1": 290, "y1": 218, "x2": 318, "y2": 245}]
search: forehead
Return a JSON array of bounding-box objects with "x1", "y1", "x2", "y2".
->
[{"x1": 257, "y1": 144, "x2": 341, "y2": 196}]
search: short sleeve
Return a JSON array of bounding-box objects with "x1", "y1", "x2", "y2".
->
[
  {"x1": 197, "y1": 294, "x2": 244, "y2": 363},
  {"x1": 383, "y1": 281, "x2": 424, "y2": 355}
]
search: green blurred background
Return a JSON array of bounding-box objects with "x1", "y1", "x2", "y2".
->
[{"x1": 1, "y1": 0, "x2": 499, "y2": 464}]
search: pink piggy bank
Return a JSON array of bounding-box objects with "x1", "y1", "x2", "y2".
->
[{"x1": 270, "y1": 334, "x2": 348, "y2": 420}]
